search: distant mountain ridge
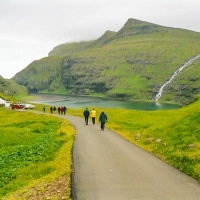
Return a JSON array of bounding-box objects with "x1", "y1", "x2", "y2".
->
[
  {"x1": 49, "y1": 18, "x2": 189, "y2": 57},
  {"x1": 48, "y1": 19, "x2": 168, "y2": 57},
  {"x1": 116, "y1": 18, "x2": 167, "y2": 37},
  {"x1": 12, "y1": 18, "x2": 200, "y2": 105}
]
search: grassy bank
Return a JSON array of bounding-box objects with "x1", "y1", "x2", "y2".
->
[
  {"x1": 1, "y1": 94, "x2": 200, "y2": 199},
  {"x1": 0, "y1": 108, "x2": 75, "y2": 199},
  {"x1": 67, "y1": 96, "x2": 200, "y2": 182}
]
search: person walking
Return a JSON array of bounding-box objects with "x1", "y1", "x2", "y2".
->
[
  {"x1": 63, "y1": 106, "x2": 67, "y2": 115},
  {"x1": 53, "y1": 106, "x2": 56, "y2": 114},
  {"x1": 58, "y1": 106, "x2": 61, "y2": 115},
  {"x1": 99, "y1": 111, "x2": 107, "y2": 131},
  {"x1": 83, "y1": 108, "x2": 90, "y2": 125},
  {"x1": 43, "y1": 106, "x2": 46, "y2": 113},
  {"x1": 91, "y1": 108, "x2": 96, "y2": 125},
  {"x1": 50, "y1": 106, "x2": 53, "y2": 114},
  {"x1": 60, "y1": 106, "x2": 64, "y2": 115}
]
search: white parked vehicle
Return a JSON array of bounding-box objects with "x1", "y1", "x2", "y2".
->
[{"x1": 24, "y1": 104, "x2": 36, "y2": 109}]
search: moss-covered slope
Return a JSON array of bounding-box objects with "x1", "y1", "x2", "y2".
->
[
  {"x1": 12, "y1": 18, "x2": 200, "y2": 105},
  {"x1": 0, "y1": 75, "x2": 28, "y2": 98}
]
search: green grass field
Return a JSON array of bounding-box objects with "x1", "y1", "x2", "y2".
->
[
  {"x1": 68, "y1": 95, "x2": 200, "y2": 182},
  {"x1": 0, "y1": 108, "x2": 75, "y2": 199},
  {"x1": 1, "y1": 94, "x2": 200, "y2": 198}
]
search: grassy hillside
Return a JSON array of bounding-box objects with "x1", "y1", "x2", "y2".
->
[
  {"x1": 12, "y1": 18, "x2": 200, "y2": 105},
  {"x1": 1, "y1": 94, "x2": 200, "y2": 198},
  {"x1": 12, "y1": 56, "x2": 64, "y2": 93},
  {"x1": 0, "y1": 76, "x2": 29, "y2": 100},
  {"x1": 67, "y1": 94, "x2": 200, "y2": 182},
  {"x1": 160, "y1": 56, "x2": 200, "y2": 104},
  {"x1": 0, "y1": 108, "x2": 75, "y2": 199}
]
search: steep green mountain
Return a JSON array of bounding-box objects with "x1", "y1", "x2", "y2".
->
[
  {"x1": 12, "y1": 18, "x2": 200, "y2": 105},
  {"x1": 12, "y1": 56, "x2": 64, "y2": 93},
  {"x1": 0, "y1": 75, "x2": 28, "y2": 98},
  {"x1": 159, "y1": 56, "x2": 200, "y2": 104}
]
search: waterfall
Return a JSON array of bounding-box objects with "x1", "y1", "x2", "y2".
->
[{"x1": 154, "y1": 54, "x2": 200, "y2": 101}]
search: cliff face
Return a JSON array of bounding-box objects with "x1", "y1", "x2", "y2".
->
[{"x1": 12, "y1": 18, "x2": 200, "y2": 105}]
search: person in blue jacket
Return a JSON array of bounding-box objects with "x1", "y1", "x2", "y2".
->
[
  {"x1": 83, "y1": 108, "x2": 90, "y2": 125},
  {"x1": 99, "y1": 111, "x2": 107, "y2": 131}
]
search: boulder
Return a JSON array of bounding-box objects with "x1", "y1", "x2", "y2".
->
[
  {"x1": 145, "y1": 138, "x2": 154, "y2": 143},
  {"x1": 155, "y1": 139, "x2": 162, "y2": 144},
  {"x1": 187, "y1": 144, "x2": 196, "y2": 148}
]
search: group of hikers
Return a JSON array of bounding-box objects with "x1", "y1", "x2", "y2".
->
[
  {"x1": 43, "y1": 105, "x2": 67, "y2": 115},
  {"x1": 83, "y1": 108, "x2": 108, "y2": 131},
  {"x1": 43, "y1": 106, "x2": 108, "y2": 131}
]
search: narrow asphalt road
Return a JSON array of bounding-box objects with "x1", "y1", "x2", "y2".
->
[{"x1": 57, "y1": 115, "x2": 200, "y2": 200}]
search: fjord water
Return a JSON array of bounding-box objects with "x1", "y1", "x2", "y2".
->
[{"x1": 30, "y1": 94, "x2": 180, "y2": 111}]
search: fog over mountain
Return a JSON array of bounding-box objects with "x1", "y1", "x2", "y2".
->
[
  {"x1": 0, "y1": 0, "x2": 200, "y2": 78},
  {"x1": 12, "y1": 18, "x2": 200, "y2": 105}
]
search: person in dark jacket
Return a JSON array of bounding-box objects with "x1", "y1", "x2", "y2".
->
[
  {"x1": 43, "y1": 106, "x2": 46, "y2": 113},
  {"x1": 58, "y1": 106, "x2": 61, "y2": 115},
  {"x1": 50, "y1": 106, "x2": 53, "y2": 114},
  {"x1": 99, "y1": 111, "x2": 107, "y2": 131},
  {"x1": 53, "y1": 106, "x2": 56, "y2": 114},
  {"x1": 63, "y1": 106, "x2": 67, "y2": 115},
  {"x1": 83, "y1": 108, "x2": 90, "y2": 125}
]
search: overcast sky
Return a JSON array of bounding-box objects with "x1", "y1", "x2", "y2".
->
[{"x1": 0, "y1": 0, "x2": 200, "y2": 79}]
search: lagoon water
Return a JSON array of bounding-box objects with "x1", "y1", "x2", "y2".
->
[{"x1": 29, "y1": 94, "x2": 180, "y2": 111}]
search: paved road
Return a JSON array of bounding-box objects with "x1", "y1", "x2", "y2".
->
[
  {"x1": 19, "y1": 111, "x2": 200, "y2": 199},
  {"x1": 58, "y1": 114, "x2": 200, "y2": 199}
]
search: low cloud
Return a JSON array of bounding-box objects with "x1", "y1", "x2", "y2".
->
[{"x1": 0, "y1": 0, "x2": 199, "y2": 78}]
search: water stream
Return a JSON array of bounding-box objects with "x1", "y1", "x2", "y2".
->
[{"x1": 154, "y1": 54, "x2": 200, "y2": 101}]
